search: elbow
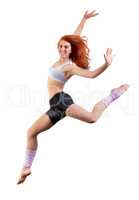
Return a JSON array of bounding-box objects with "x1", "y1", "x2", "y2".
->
[
  {"x1": 91, "y1": 74, "x2": 97, "y2": 79},
  {"x1": 87, "y1": 70, "x2": 96, "y2": 78},
  {"x1": 86, "y1": 75, "x2": 95, "y2": 79},
  {"x1": 90, "y1": 71, "x2": 100, "y2": 79},
  {"x1": 88, "y1": 72, "x2": 97, "y2": 79}
]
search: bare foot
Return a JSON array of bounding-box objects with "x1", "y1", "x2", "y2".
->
[
  {"x1": 17, "y1": 167, "x2": 31, "y2": 184},
  {"x1": 102, "y1": 84, "x2": 130, "y2": 107},
  {"x1": 111, "y1": 84, "x2": 130, "y2": 98}
]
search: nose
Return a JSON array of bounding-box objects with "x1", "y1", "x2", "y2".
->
[
  {"x1": 60, "y1": 47, "x2": 66, "y2": 51},
  {"x1": 60, "y1": 49, "x2": 67, "y2": 53}
]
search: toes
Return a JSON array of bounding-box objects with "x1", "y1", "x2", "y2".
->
[
  {"x1": 124, "y1": 84, "x2": 130, "y2": 89},
  {"x1": 17, "y1": 174, "x2": 28, "y2": 184},
  {"x1": 17, "y1": 180, "x2": 23, "y2": 184},
  {"x1": 17, "y1": 178, "x2": 25, "y2": 184},
  {"x1": 120, "y1": 84, "x2": 130, "y2": 91},
  {"x1": 17, "y1": 170, "x2": 31, "y2": 184}
]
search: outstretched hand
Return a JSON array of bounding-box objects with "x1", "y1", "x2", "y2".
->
[
  {"x1": 83, "y1": 10, "x2": 99, "y2": 20},
  {"x1": 104, "y1": 48, "x2": 113, "y2": 66}
]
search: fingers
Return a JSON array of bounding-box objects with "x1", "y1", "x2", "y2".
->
[
  {"x1": 89, "y1": 10, "x2": 96, "y2": 15},
  {"x1": 93, "y1": 13, "x2": 99, "y2": 17},
  {"x1": 84, "y1": 10, "x2": 99, "y2": 19},
  {"x1": 84, "y1": 10, "x2": 88, "y2": 15},
  {"x1": 106, "y1": 48, "x2": 112, "y2": 55},
  {"x1": 89, "y1": 10, "x2": 99, "y2": 17},
  {"x1": 104, "y1": 48, "x2": 113, "y2": 65}
]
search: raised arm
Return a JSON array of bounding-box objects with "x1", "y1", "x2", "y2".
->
[
  {"x1": 73, "y1": 10, "x2": 99, "y2": 35},
  {"x1": 66, "y1": 48, "x2": 113, "y2": 78}
]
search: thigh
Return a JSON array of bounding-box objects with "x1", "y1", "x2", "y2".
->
[
  {"x1": 65, "y1": 104, "x2": 93, "y2": 123},
  {"x1": 28, "y1": 113, "x2": 53, "y2": 135}
]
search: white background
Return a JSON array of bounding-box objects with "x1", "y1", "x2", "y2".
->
[{"x1": 0, "y1": 0, "x2": 139, "y2": 199}]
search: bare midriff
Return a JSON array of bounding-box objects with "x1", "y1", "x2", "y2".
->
[{"x1": 47, "y1": 77, "x2": 65, "y2": 99}]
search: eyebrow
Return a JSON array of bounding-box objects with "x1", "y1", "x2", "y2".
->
[
  {"x1": 59, "y1": 45, "x2": 70, "y2": 48},
  {"x1": 59, "y1": 44, "x2": 69, "y2": 46}
]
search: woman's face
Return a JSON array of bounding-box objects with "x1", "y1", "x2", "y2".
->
[{"x1": 58, "y1": 40, "x2": 72, "y2": 59}]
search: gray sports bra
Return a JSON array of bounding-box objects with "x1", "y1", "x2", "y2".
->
[{"x1": 48, "y1": 60, "x2": 72, "y2": 84}]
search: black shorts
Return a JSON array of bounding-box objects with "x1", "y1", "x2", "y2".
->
[{"x1": 46, "y1": 91, "x2": 74, "y2": 124}]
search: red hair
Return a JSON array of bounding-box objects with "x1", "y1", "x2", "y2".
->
[{"x1": 58, "y1": 35, "x2": 90, "y2": 69}]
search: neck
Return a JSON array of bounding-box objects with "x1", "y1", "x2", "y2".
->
[{"x1": 59, "y1": 57, "x2": 70, "y2": 63}]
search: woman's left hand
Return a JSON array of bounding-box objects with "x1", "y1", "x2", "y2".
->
[
  {"x1": 83, "y1": 10, "x2": 99, "y2": 20},
  {"x1": 104, "y1": 48, "x2": 113, "y2": 66}
]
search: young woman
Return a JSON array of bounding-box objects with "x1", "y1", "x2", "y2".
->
[{"x1": 17, "y1": 10, "x2": 129, "y2": 184}]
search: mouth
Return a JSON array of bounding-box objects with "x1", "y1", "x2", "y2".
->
[
  {"x1": 60, "y1": 52, "x2": 67, "y2": 56},
  {"x1": 60, "y1": 51, "x2": 66, "y2": 54}
]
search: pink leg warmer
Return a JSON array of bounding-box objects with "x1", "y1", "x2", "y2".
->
[
  {"x1": 23, "y1": 149, "x2": 36, "y2": 168},
  {"x1": 102, "y1": 88, "x2": 124, "y2": 107}
]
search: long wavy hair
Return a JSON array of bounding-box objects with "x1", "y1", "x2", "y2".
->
[{"x1": 58, "y1": 35, "x2": 90, "y2": 69}]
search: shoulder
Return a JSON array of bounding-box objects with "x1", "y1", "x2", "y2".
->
[
  {"x1": 66, "y1": 64, "x2": 93, "y2": 78},
  {"x1": 69, "y1": 64, "x2": 87, "y2": 74},
  {"x1": 52, "y1": 61, "x2": 60, "y2": 68},
  {"x1": 63, "y1": 62, "x2": 76, "y2": 73}
]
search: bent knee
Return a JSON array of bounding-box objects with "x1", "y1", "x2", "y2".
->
[
  {"x1": 27, "y1": 127, "x2": 38, "y2": 138},
  {"x1": 81, "y1": 115, "x2": 97, "y2": 124},
  {"x1": 88, "y1": 115, "x2": 97, "y2": 124},
  {"x1": 88, "y1": 118, "x2": 97, "y2": 124}
]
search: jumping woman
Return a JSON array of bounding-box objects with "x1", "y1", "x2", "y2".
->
[{"x1": 17, "y1": 10, "x2": 129, "y2": 184}]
